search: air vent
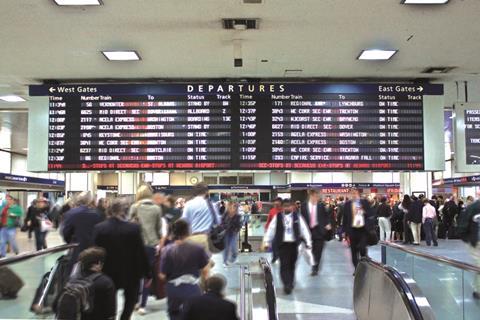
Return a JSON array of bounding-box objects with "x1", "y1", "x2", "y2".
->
[
  {"x1": 222, "y1": 18, "x2": 259, "y2": 30},
  {"x1": 284, "y1": 69, "x2": 303, "y2": 77},
  {"x1": 243, "y1": 0, "x2": 263, "y2": 3},
  {"x1": 422, "y1": 66, "x2": 456, "y2": 74}
]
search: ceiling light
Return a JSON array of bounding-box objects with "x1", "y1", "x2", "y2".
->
[
  {"x1": 101, "y1": 51, "x2": 141, "y2": 61},
  {"x1": 422, "y1": 66, "x2": 456, "y2": 74},
  {"x1": 54, "y1": 0, "x2": 102, "y2": 5},
  {"x1": 0, "y1": 95, "x2": 26, "y2": 102},
  {"x1": 402, "y1": 0, "x2": 448, "y2": 4},
  {"x1": 358, "y1": 49, "x2": 397, "y2": 60}
]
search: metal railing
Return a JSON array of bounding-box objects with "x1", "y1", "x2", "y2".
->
[
  {"x1": 259, "y1": 258, "x2": 278, "y2": 320},
  {"x1": 380, "y1": 241, "x2": 480, "y2": 274},
  {"x1": 0, "y1": 243, "x2": 78, "y2": 267}
]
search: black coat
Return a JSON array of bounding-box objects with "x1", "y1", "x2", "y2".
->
[
  {"x1": 62, "y1": 205, "x2": 103, "y2": 263},
  {"x1": 300, "y1": 202, "x2": 331, "y2": 240},
  {"x1": 408, "y1": 200, "x2": 423, "y2": 224},
  {"x1": 342, "y1": 199, "x2": 374, "y2": 236},
  {"x1": 377, "y1": 203, "x2": 392, "y2": 218},
  {"x1": 93, "y1": 217, "x2": 150, "y2": 289},
  {"x1": 182, "y1": 292, "x2": 239, "y2": 320}
]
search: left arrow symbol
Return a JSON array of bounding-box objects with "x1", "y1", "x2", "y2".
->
[{"x1": 49, "y1": 87, "x2": 56, "y2": 93}]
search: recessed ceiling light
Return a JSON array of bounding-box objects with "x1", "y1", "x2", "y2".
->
[
  {"x1": 54, "y1": 0, "x2": 102, "y2": 5},
  {"x1": 402, "y1": 0, "x2": 448, "y2": 4},
  {"x1": 358, "y1": 49, "x2": 398, "y2": 60},
  {"x1": 422, "y1": 66, "x2": 456, "y2": 74},
  {"x1": 0, "y1": 95, "x2": 26, "y2": 102},
  {"x1": 101, "y1": 51, "x2": 141, "y2": 61}
]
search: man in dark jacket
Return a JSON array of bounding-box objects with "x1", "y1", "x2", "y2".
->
[
  {"x1": 182, "y1": 275, "x2": 238, "y2": 320},
  {"x1": 407, "y1": 195, "x2": 423, "y2": 245},
  {"x1": 62, "y1": 191, "x2": 103, "y2": 271},
  {"x1": 443, "y1": 196, "x2": 460, "y2": 239},
  {"x1": 342, "y1": 188, "x2": 375, "y2": 270},
  {"x1": 300, "y1": 189, "x2": 332, "y2": 276},
  {"x1": 93, "y1": 198, "x2": 150, "y2": 320}
]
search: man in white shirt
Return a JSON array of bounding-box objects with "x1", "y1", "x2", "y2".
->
[
  {"x1": 263, "y1": 199, "x2": 312, "y2": 294},
  {"x1": 422, "y1": 199, "x2": 438, "y2": 246}
]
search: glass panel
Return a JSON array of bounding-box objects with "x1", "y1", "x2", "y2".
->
[
  {"x1": 0, "y1": 250, "x2": 68, "y2": 319},
  {"x1": 463, "y1": 269, "x2": 480, "y2": 319},
  {"x1": 385, "y1": 246, "x2": 414, "y2": 277},
  {"x1": 411, "y1": 255, "x2": 464, "y2": 320}
]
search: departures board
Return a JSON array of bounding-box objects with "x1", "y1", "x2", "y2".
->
[{"x1": 29, "y1": 82, "x2": 444, "y2": 171}]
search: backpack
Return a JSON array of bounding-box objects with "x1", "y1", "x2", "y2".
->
[{"x1": 55, "y1": 273, "x2": 101, "y2": 320}]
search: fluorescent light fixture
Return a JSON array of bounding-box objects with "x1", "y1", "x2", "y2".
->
[
  {"x1": 102, "y1": 50, "x2": 141, "y2": 61},
  {"x1": 358, "y1": 49, "x2": 397, "y2": 60},
  {"x1": 402, "y1": 0, "x2": 448, "y2": 4},
  {"x1": 54, "y1": 0, "x2": 102, "y2": 5},
  {"x1": 0, "y1": 95, "x2": 26, "y2": 102}
]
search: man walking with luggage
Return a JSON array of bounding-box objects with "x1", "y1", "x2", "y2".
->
[
  {"x1": 263, "y1": 199, "x2": 312, "y2": 294},
  {"x1": 300, "y1": 189, "x2": 332, "y2": 276}
]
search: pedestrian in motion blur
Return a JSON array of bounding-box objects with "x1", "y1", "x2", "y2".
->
[
  {"x1": 25, "y1": 197, "x2": 51, "y2": 251},
  {"x1": 129, "y1": 184, "x2": 167, "y2": 316},
  {"x1": 300, "y1": 189, "x2": 332, "y2": 276},
  {"x1": 265, "y1": 197, "x2": 283, "y2": 263},
  {"x1": 342, "y1": 188, "x2": 374, "y2": 271},
  {"x1": 0, "y1": 195, "x2": 23, "y2": 258},
  {"x1": 93, "y1": 198, "x2": 150, "y2": 320},
  {"x1": 160, "y1": 219, "x2": 210, "y2": 320},
  {"x1": 221, "y1": 201, "x2": 242, "y2": 267},
  {"x1": 263, "y1": 199, "x2": 312, "y2": 294}
]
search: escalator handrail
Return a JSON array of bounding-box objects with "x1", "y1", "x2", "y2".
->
[
  {"x1": 0, "y1": 243, "x2": 78, "y2": 267},
  {"x1": 361, "y1": 257, "x2": 425, "y2": 320},
  {"x1": 259, "y1": 257, "x2": 278, "y2": 320},
  {"x1": 381, "y1": 241, "x2": 480, "y2": 273}
]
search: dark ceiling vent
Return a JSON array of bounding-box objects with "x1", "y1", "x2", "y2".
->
[
  {"x1": 422, "y1": 66, "x2": 456, "y2": 74},
  {"x1": 243, "y1": 0, "x2": 263, "y2": 3},
  {"x1": 222, "y1": 18, "x2": 259, "y2": 30}
]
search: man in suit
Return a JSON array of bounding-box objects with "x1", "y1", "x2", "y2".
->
[
  {"x1": 342, "y1": 188, "x2": 374, "y2": 271},
  {"x1": 93, "y1": 198, "x2": 150, "y2": 320},
  {"x1": 62, "y1": 191, "x2": 103, "y2": 272},
  {"x1": 300, "y1": 189, "x2": 332, "y2": 276},
  {"x1": 182, "y1": 275, "x2": 239, "y2": 320}
]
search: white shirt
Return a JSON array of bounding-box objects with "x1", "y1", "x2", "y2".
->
[
  {"x1": 352, "y1": 200, "x2": 365, "y2": 228},
  {"x1": 422, "y1": 203, "x2": 436, "y2": 223},
  {"x1": 263, "y1": 212, "x2": 312, "y2": 248},
  {"x1": 309, "y1": 202, "x2": 317, "y2": 228}
]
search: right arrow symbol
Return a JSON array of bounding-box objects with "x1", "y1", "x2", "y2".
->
[{"x1": 417, "y1": 86, "x2": 424, "y2": 92}]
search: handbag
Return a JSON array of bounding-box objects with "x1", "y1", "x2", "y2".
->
[
  {"x1": 206, "y1": 200, "x2": 226, "y2": 253},
  {"x1": 366, "y1": 228, "x2": 379, "y2": 246},
  {"x1": 40, "y1": 216, "x2": 53, "y2": 232}
]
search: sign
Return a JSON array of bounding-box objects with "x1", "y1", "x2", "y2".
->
[
  {"x1": 433, "y1": 175, "x2": 480, "y2": 186},
  {"x1": 30, "y1": 82, "x2": 443, "y2": 171},
  {"x1": 0, "y1": 173, "x2": 65, "y2": 186}
]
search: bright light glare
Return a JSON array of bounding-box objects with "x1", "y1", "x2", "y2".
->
[
  {"x1": 102, "y1": 51, "x2": 141, "y2": 61},
  {"x1": 402, "y1": 0, "x2": 448, "y2": 4},
  {"x1": 54, "y1": 0, "x2": 102, "y2": 5},
  {"x1": 358, "y1": 49, "x2": 397, "y2": 60},
  {"x1": 0, "y1": 95, "x2": 26, "y2": 102}
]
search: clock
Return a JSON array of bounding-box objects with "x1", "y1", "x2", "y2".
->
[{"x1": 190, "y1": 176, "x2": 199, "y2": 184}]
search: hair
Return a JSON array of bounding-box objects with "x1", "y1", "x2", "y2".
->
[
  {"x1": 206, "y1": 275, "x2": 227, "y2": 295},
  {"x1": 307, "y1": 189, "x2": 318, "y2": 196},
  {"x1": 273, "y1": 197, "x2": 282, "y2": 203},
  {"x1": 380, "y1": 196, "x2": 387, "y2": 203},
  {"x1": 76, "y1": 191, "x2": 94, "y2": 206},
  {"x1": 338, "y1": 196, "x2": 345, "y2": 201},
  {"x1": 467, "y1": 195, "x2": 474, "y2": 202},
  {"x1": 192, "y1": 182, "x2": 209, "y2": 197},
  {"x1": 166, "y1": 195, "x2": 176, "y2": 207},
  {"x1": 282, "y1": 198, "x2": 293, "y2": 206},
  {"x1": 108, "y1": 197, "x2": 130, "y2": 218},
  {"x1": 171, "y1": 219, "x2": 190, "y2": 240},
  {"x1": 136, "y1": 185, "x2": 153, "y2": 202},
  {"x1": 97, "y1": 198, "x2": 108, "y2": 209},
  {"x1": 78, "y1": 247, "x2": 106, "y2": 272},
  {"x1": 402, "y1": 195, "x2": 411, "y2": 208},
  {"x1": 226, "y1": 201, "x2": 238, "y2": 214},
  {"x1": 423, "y1": 199, "x2": 430, "y2": 204}
]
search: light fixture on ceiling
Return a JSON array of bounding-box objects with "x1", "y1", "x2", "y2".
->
[
  {"x1": 54, "y1": 0, "x2": 102, "y2": 5},
  {"x1": 0, "y1": 95, "x2": 26, "y2": 102},
  {"x1": 357, "y1": 49, "x2": 398, "y2": 60},
  {"x1": 422, "y1": 66, "x2": 456, "y2": 74},
  {"x1": 401, "y1": 0, "x2": 448, "y2": 4},
  {"x1": 101, "y1": 51, "x2": 141, "y2": 61}
]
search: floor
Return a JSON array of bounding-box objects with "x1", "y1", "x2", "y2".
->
[{"x1": 1, "y1": 231, "x2": 356, "y2": 320}]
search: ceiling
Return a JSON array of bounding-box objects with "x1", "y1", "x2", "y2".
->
[{"x1": 0, "y1": 0, "x2": 480, "y2": 102}]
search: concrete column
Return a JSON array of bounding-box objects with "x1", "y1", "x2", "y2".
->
[
  {"x1": 399, "y1": 172, "x2": 432, "y2": 198},
  {"x1": 118, "y1": 172, "x2": 140, "y2": 196},
  {"x1": 65, "y1": 172, "x2": 96, "y2": 193}
]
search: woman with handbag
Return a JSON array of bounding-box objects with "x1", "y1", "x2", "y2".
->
[
  {"x1": 0, "y1": 195, "x2": 23, "y2": 257},
  {"x1": 26, "y1": 198, "x2": 51, "y2": 251}
]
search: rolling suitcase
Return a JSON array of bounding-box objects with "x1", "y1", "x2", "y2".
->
[
  {"x1": 30, "y1": 254, "x2": 71, "y2": 314},
  {"x1": 0, "y1": 266, "x2": 24, "y2": 298}
]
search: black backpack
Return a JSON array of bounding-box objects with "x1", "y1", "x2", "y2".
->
[{"x1": 55, "y1": 273, "x2": 101, "y2": 320}]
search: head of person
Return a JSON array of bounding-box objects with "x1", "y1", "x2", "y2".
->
[
  {"x1": 171, "y1": 219, "x2": 190, "y2": 241},
  {"x1": 6, "y1": 195, "x2": 14, "y2": 206},
  {"x1": 350, "y1": 188, "x2": 360, "y2": 200},
  {"x1": 205, "y1": 274, "x2": 227, "y2": 297},
  {"x1": 153, "y1": 192, "x2": 165, "y2": 206},
  {"x1": 175, "y1": 197, "x2": 185, "y2": 209},
  {"x1": 192, "y1": 182, "x2": 209, "y2": 198},
  {"x1": 226, "y1": 201, "x2": 238, "y2": 216},
  {"x1": 295, "y1": 200, "x2": 301, "y2": 209},
  {"x1": 380, "y1": 196, "x2": 387, "y2": 204},
  {"x1": 402, "y1": 194, "x2": 411, "y2": 205},
  {"x1": 136, "y1": 185, "x2": 153, "y2": 202},
  {"x1": 432, "y1": 195, "x2": 438, "y2": 201},
  {"x1": 31, "y1": 199, "x2": 38, "y2": 207},
  {"x1": 97, "y1": 198, "x2": 109, "y2": 210},
  {"x1": 338, "y1": 196, "x2": 344, "y2": 202},
  {"x1": 308, "y1": 189, "x2": 319, "y2": 204},
  {"x1": 423, "y1": 199, "x2": 430, "y2": 206},
  {"x1": 37, "y1": 197, "x2": 49, "y2": 209},
  {"x1": 164, "y1": 195, "x2": 176, "y2": 209},
  {"x1": 282, "y1": 199, "x2": 294, "y2": 214},
  {"x1": 108, "y1": 197, "x2": 130, "y2": 220},
  {"x1": 78, "y1": 247, "x2": 106, "y2": 273},
  {"x1": 466, "y1": 195, "x2": 474, "y2": 204},
  {"x1": 273, "y1": 197, "x2": 282, "y2": 209},
  {"x1": 75, "y1": 191, "x2": 94, "y2": 207}
]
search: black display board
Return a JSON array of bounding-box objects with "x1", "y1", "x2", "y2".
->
[
  {"x1": 464, "y1": 109, "x2": 480, "y2": 164},
  {"x1": 29, "y1": 82, "x2": 443, "y2": 171}
]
